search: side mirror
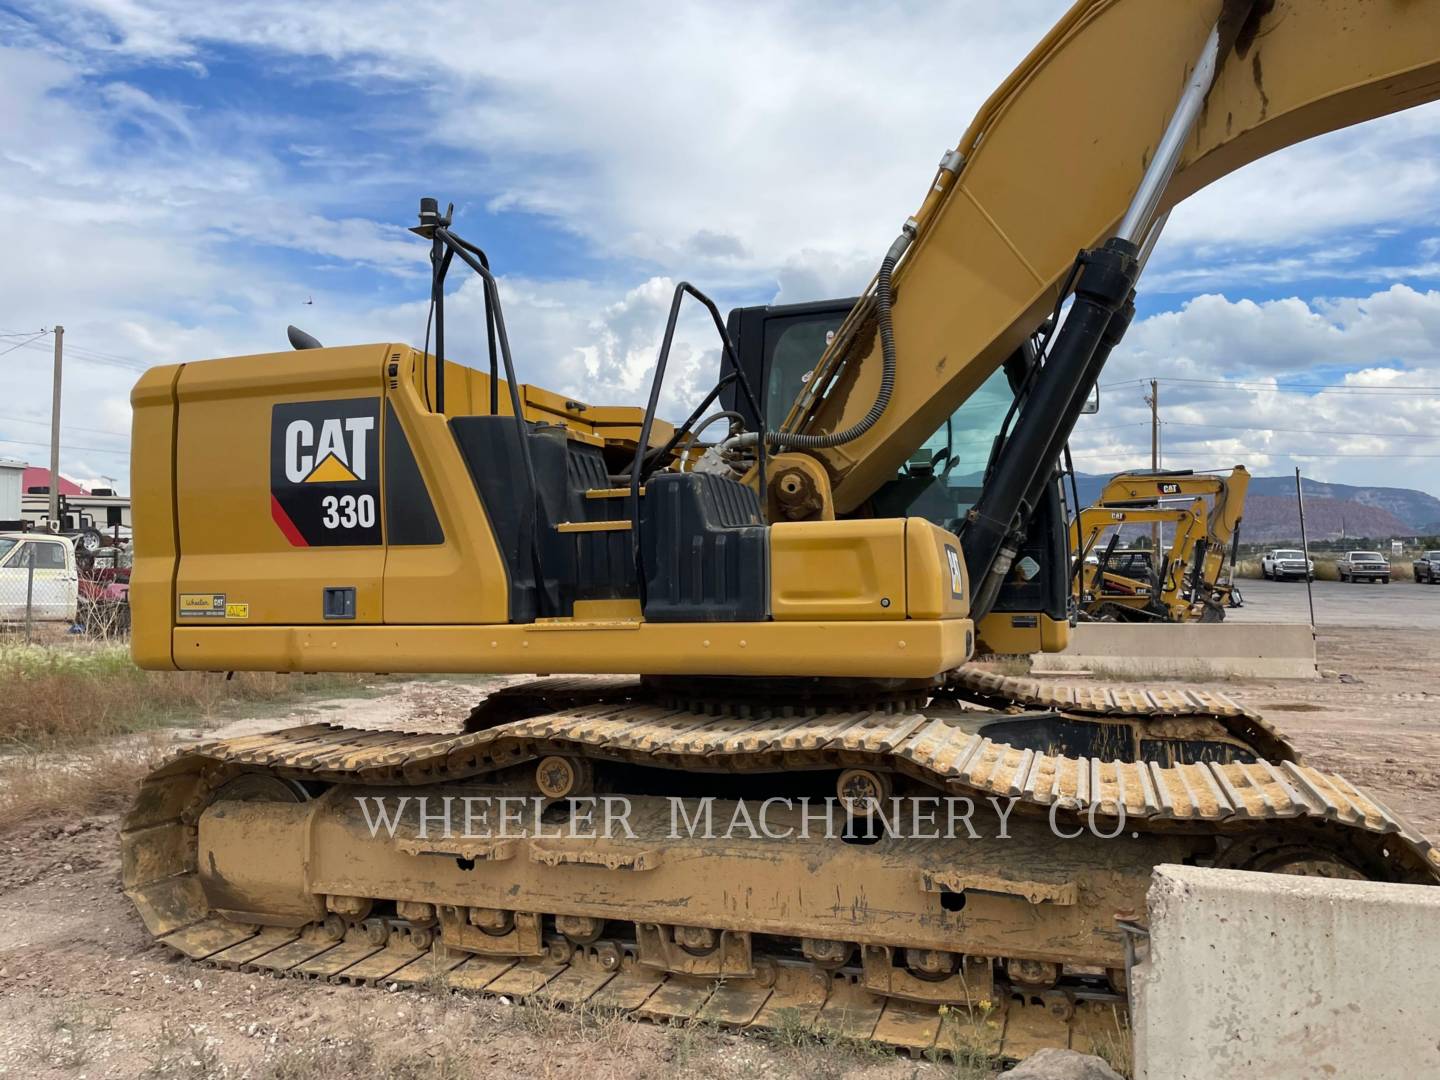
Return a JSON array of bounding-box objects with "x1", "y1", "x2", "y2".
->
[{"x1": 1080, "y1": 384, "x2": 1100, "y2": 414}]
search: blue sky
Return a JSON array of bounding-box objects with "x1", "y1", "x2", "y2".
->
[{"x1": 2, "y1": 0, "x2": 1440, "y2": 498}]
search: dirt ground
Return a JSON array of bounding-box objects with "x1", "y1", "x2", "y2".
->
[
  {"x1": 0, "y1": 632, "x2": 1435, "y2": 1079},
  {"x1": 1222, "y1": 627, "x2": 1440, "y2": 836}
]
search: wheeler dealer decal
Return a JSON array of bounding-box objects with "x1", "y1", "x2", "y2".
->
[
  {"x1": 270, "y1": 399, "x2": 381, "y2": 547},
  {"x1": 179, "y1": 593, "x2": 226, "y2": 618}
]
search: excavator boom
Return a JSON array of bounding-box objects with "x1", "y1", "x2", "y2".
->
[{"x1": 792, "y1": 0, "x2": 1440, "y2": 521}]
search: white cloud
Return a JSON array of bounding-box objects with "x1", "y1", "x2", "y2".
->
[
  {"x1": 1074, "y1": 286, "x2": 1440, "y2": 494},
  {"x1": 5, "y1": 1, "x2": 1440, "y2": 500}
]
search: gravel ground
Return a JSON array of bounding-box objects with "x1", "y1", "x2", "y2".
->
[{"x1": 1226, "y1": 577, "x2": 1440, "y2": 630}]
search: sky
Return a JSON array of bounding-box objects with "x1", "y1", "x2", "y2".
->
[{"x1": 2, "y1": 1, "x2": 1440, "y2": 498}]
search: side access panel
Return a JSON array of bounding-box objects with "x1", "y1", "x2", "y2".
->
[{"x1": 172, "y1": 345, "x2": 390, "y2": 627}]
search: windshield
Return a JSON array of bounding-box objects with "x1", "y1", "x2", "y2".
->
[
  {"x1": 0, "y1": 538, "x2": 16, "y2": 564},
  {"x1": 761, "y1": 318, "x2": 1017, "y2": 529},
  {"x1": 1352, "y1": 552, "x2": 1383, "y2": 561},
  {"x1": 868, "y1": 368, "x2": 1016, "y2": 528},
  {"x1": 1273, "y1": 550, "x2": 1303, "y2": 559}
]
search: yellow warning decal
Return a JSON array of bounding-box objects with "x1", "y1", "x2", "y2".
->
[
  {"x1": 179, "y1": 593, "x2": 226, "y2": 619},
  {"x1": 303, "y1": 453, "x2": 360, "y2": 484},
  {"x1": 224, "y1": 603, "x2": 250, "y2": 620}
]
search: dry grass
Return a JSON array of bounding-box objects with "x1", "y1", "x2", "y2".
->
[
  {"x1": 1080, "y1": 660, "x2": 1241, "y2": 684},
  {"x1": 1234, "y1": 556, "x2": 1412, "y2": 582},
  {"x1": 981, "y1": 656, "x2": 1031, "y2": 678},
  {"x1": 0, "y1": 739, "x2": 162, "y2": 830},
  {"x1": 0, "y1": 641, "x2": 379, "y2": 753},
  {"x1": 1085, "y1": 1004, "x2": 1134, "y2": 1078}
]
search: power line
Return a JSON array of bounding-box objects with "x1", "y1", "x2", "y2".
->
[
  {"x1": 1165, "y1": 376, "x2": 1440, "y2": 392},
  {"x1": 7, "y1": 337, "x2": 144, "y2": 371},
  {"x1": 1075, "y1": 445, "x2": 1440, "y2": 460},
  {"x1": 0, "y1": 331, "x2": 50, "y2": 358},
  {"x1": 1100, "y1": 375, "x2": 1440, "y2": 396},
  {"x1": 0, "y1": 413, "x2": 130, "y2": 438},
  {"x1": 0, "y1": 436, "x2": 130, "y2": 457},
  {"x1": 1161, "y1": 420, "x2": 1440, "y2": 440}
]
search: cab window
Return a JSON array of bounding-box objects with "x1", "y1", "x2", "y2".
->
[
  {"x1": 30, "y1": 542, "x2": 67, "y2": 570},
  {"x1": 764, "y1": 315, "x2": 845, "y2": 424}
]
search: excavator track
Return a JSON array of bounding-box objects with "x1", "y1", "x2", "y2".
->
[
  {"x1": 122, "y1": 676, "x2": 1438, "y2": 1061},
  {"x1": 941, "y1": 666, "x2": 1298, "y2": 762}
]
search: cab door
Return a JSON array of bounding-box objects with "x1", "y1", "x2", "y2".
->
[{"x1": 0, "y1": 538, "x2": 77, "y2": 621}]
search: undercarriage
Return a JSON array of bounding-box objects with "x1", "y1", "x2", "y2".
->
[{"x1": 121, "y1": 668, "x2": 1438, "y2": 1061}]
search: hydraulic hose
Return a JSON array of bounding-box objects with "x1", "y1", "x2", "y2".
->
[
  {"x1": 677, "y1": 410, "x2": 746, "y2": 462},
  {"x1": 726, "y1": 229, "x2": 910, "y2": 453}
]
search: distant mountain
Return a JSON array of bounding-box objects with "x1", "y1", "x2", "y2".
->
[
  {"x1": 1066, "y1": 471, "x2": 1440, "y2": 543},
  {"x1": 1238, "y1": 494, "x2": 1412, "y2": 543},
  {"x1": 1246, "y1": 476, "x2": 1440, "y2": 532}
]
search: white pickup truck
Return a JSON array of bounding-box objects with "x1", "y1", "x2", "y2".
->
[
  {"x1": 1261, "y1": 548, "x2": 1314, "y2": 581},
  {"x1": 0, "y1": 533, "x2": 79, "y2": 622}
]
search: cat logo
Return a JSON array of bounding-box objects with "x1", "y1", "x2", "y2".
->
[
  {"x1": 270, "y1": 398, "x2": 382, "y2": 547},
  {"x1": 1158, "y1": 482, "x2": 1181, "y2": 495},
  {"x1": 284, "y1": 415, "x2": 375, "y2": 483}
]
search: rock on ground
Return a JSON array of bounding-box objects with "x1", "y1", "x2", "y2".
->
[{"x1": 1005, "y1": 1048, "x2": 1125, "y2": 1080}]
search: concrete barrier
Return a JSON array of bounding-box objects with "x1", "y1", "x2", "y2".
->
[
  {"x1": 1031, "y1": 621, "x2": 1316, "y2": 679},
  {"x1": 1134, "y1": 865, "x2": 1440, "y2": 1079}
]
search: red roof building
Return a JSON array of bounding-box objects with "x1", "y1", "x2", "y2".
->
[{"x1": 21, "y1": 467, "x2": 89, "y2": 497}]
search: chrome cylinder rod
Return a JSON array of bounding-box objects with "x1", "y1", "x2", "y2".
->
[{"x1": 1116, "y1": 23, "x2": 1222, "y2": 245}]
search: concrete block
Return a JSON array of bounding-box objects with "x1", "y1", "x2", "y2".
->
[
  {"x1": 1032, "y1": 621, "x2": 1316, "y2": 679},
  {"x1": 1134, "y1": 864, "x2": 1440, "y2": 1079}
]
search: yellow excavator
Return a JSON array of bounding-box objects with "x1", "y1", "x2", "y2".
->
[
  {"x1": 122, "y1": 0, "x2": 1440, "y2": 1061},
  {"x1": 1072, "y1": 467, "x2": 1249, "y2": 622}
]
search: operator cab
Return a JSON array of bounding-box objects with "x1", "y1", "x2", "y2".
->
[{"x1": 720, "y1": 299, "x2": 1071, "y2": 640}]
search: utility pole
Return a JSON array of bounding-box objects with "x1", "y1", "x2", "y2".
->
[
  {"x1": 1146, "y1": 378, "x2": 1159, "y2": 551},
  {"x1": 48, "y1": 325, "x2": 64, "y2": 532},
  {"x1": 1148, "y1": 378, "x2": 1159, "y2": 470}
]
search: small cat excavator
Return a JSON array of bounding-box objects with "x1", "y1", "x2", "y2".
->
[
  {"x1": 121, "y1": 0, "x2": 1440, "y2": 1060},
  {"x1": 1072, "y1": 467, "x2": 1249, "y2": 622}
]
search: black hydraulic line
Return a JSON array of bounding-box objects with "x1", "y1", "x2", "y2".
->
[
  {"x1": 1151, "y1": 553, "x2": 1171, "y2": 618},
  {"x1": 1061, "y1": 443, "x2": 1083, "y2": 598},
  {"x1": 1095, "y1": 532, "x2": 1121, "y2": 594},
  {"x1": 1190, "y1": 538, "x2": 1210, "y2": 600},
  {"x1": 439, "y1": 230, "x2": 502, "y2": 415},
  {"x1": 420, "y1": 296, "x2": 435, "y2": 411},
  {"x1": 756, "y1": 234, "x2": 906, "y2": 452},
  {"x1": 961, "y1": 238, "x2": 1141, "y2": 621},
  {"x1": 432, "y1": 245, "x2": 455, "y2": 415},
  {"x1": 622, "y1": 372, "x2": 738, "y2": 480},
  {"x1": 1063, "y1": 445, "x2": 1082, "y2": 536}
]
